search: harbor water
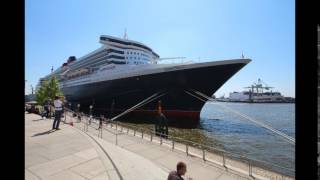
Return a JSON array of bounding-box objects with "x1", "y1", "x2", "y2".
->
[{"x1": 117, "y1": 102, "x2": 295, "y2": 175}]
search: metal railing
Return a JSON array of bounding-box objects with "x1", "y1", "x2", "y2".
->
[{"x1": 64, "y1": 109, "x2": 295, "y2": 179}]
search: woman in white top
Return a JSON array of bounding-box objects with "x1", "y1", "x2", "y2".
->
[{"x1": 52, "y1": 96, "x2": 63, "y2": 130}]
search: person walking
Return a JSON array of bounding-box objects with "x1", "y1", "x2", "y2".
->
[
  {"x1": 52, "y1": 96, "x2": 63, "y2": 130},
  {"x1": 167, "y1": 161, "x2": 190, "y2": 180},
  {"x1": 98, "y1": 115, "x2": 104, "y2": 130},
  {"x1": 43, "y1": 101, "x2": 50, "y2": 119}
]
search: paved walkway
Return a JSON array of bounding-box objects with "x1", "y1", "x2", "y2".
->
[
  {"x1": 26, "y1": 112, "x2": 278, "y2": 180},
  {"x1": 26, "y1": 113, "x2": 167, "y2": 180}
]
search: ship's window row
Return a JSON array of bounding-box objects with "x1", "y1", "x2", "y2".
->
[
  {"x1": 125, "y1": 51, "x2": 150, "y2": 57},
  {"x1": 107, "y1": 55, "x2": 125, "y2": 59},
  {"x1": 72, "y1": 48, "x2": 106, "y2": 66},
  {"x1": 72, "y1": 50, "x2": 124, "y2": 70},
  {"x1": 133, "y1": 61, "x2": 145, "y2": 65},
  {"x1": 101, "y1": 37, "x2": 153, "y2": 52},
  {"x1": 125, "y1": 57, "x2": 150, "y2": 61},
  {"x1": 108, "y1": 49, "x2": 124, "y2": 54},
  {"x1": 71, "y1": 52, "x2": 109, "y2": 70},
  {"x1": 70, "y1": 50, "x2": 108, "y2": 69}
]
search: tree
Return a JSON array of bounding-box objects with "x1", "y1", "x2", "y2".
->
[
  {"x1": 36, "y1": 76, "x2": 63, "y2": 105},
  {"x1": 36, "y1": 80, "x2": 48, "y2": 105}
]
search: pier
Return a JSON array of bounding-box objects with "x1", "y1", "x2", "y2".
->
[{"x1": 25, "y1": 111, "x2": 294, "y2": 180}]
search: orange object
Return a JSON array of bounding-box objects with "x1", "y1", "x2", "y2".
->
[{"x1": 157, "y1": 101, "x2": 162, "y2": 114}]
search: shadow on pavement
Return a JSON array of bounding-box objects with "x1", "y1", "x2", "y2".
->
[
  {"x1": 32, "y1": 119, "x2": 45, "y2": 121},
  {"x1": 32, "y1": 129, "x2": 56, "y2": 137}
]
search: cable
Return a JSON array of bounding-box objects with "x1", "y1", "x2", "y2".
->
[{"x1": 110, "y1": 91, "x2": 167, "y2": 121}]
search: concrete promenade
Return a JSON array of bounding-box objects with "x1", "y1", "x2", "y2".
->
[{"x1": 25, "y1": 112, "x2": 292, "y2": 180}]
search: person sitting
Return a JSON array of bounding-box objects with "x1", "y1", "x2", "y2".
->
[{"x1": 167, "y1": 161, "x2": 188, "y2": 180}]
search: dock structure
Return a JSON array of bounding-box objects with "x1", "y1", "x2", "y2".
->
[{"x1": 25, "y1": 112, "x2": 293, "y2": 180}]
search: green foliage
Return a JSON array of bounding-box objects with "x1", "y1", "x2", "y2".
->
[{"x1": 36, "y1": 76, "x2": 63, "y2": 105}]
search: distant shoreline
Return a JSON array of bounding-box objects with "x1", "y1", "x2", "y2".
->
[{"x1": 213, "y1": 99, "x2": 295, "y2": 104}]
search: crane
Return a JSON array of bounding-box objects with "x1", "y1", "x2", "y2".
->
[{"x1": 244, "y1": 78, "x2": 274, "y2": 95}]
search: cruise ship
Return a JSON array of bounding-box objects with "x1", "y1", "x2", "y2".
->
[{"x1": 38, "y1": 34, "x2": 251, "y2": 125}]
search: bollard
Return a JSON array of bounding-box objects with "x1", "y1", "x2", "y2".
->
[
  {"x1": 222, "y1": 153, "x2": 226, "y2": 167},
  {"x1": 160, "y1": 135, "x2": 163, "y2": 145},
  {"x1": 127, "y1": 128, "x2": 129, "y2": 134},
  {"x1": 202, "y1": 147, "x2": 206, "y2": 161},
  {"x1": 121, "y1": 126, "x2": 123, "y2": 132},
  {"x1": 116, "y1": 122, "x2": 118, "y2": 130},
  {"x1": 150, "y1": 133, "x2": 153, "y2": 142},
  {"x1": 142, "y1": 130, "x2": 144, "y2": 139},
  {"x1": 186, "y1": 144, "x2": 189, "y2": 156},
  {"x1": 172, "y1": 140, "x2": 175, "y2": 150},
  {"x1": 134, "y1": 129, "x2": 136, "y2": 136}
]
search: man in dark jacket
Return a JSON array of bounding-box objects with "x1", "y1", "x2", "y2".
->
[
  {"x1": 167, "y1": 162, "x2": 188, "y2": 180},
  {"x1": 155, "y1": 100, "x2": 169, "y2": 138}
]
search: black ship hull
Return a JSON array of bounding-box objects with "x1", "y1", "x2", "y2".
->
[{"x1": 62, "y1": 60, "x2": 250, "y2": 127}]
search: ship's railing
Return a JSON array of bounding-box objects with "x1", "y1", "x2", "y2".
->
[
  {"x1": 157, "y1": 58, "x2": 194, "y2": 64},
  {"x1": 63, "y1": 108, "x2": 295, "y2": 179}
]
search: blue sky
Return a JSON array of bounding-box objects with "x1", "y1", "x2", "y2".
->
[{"x1": 25, "y1": 0, "x2": 295, "y2": 97}]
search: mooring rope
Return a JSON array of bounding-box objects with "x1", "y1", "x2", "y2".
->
[
  {"x1": 185, "y1": 89, "x2": 295, "y2": 145},
  {"x1": 110, "y1": 91, "x2": 167, "y2": 121}
]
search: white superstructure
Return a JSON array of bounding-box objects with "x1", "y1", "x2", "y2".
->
[{"x1": 37, "y1": 35, "x2": 160, "y2": 88}]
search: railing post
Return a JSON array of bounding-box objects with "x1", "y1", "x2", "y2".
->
[
  {"x1": 116, "y1": 132, "x2": 118, "y2": 145},
  {"x1": 248, "y1": 160, "x2": 252, "y2": 177},
  {"x1": 86, "y1": 118, "x2": 89, "y2": 132},
  {"x1": 186, "y1": 144, "x2": 189, "y2": 156},
  {"x1": 202, "y1": 147, "x2": 205, "y2": 161},
  {"x1": 64, "y1": 110, "x2": 67, "y2": 123},
  {"x1": 172, "y1": 140, "x2": 175, "y2": 150},
  {"x1": 83, "y1": 119, "x2": 86, "y2": 131}
]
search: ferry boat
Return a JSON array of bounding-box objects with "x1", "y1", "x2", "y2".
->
[{"x1": 217, "y1": 79, "x2": 295, "y2": 103}]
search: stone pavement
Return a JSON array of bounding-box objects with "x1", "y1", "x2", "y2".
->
[
  {"x1": 26, "y1": 112, "x2": 285, "y2": 180},
  {"x1": 25, "y1": 112, "x2": 168, "y2": 180}
]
